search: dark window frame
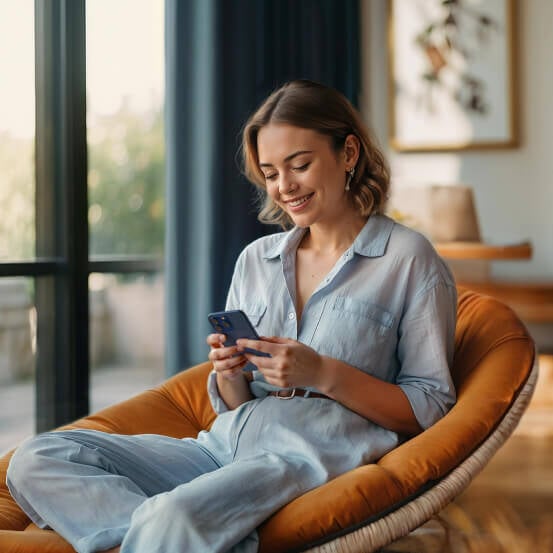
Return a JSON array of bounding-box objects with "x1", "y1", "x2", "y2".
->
[{"x1": 0, "y1": 0, "x2": 162, "y2": 433}]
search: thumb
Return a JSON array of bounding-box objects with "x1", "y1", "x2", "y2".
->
[{"x1": 259, "y1": 336, "x2": 294, "y2": 344}]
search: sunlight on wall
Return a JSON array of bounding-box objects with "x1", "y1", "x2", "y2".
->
[{"x1": 390, "y1": 154, "x2": 463, "y2": 189}]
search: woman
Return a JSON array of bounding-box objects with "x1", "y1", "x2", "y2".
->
[{"x1": 7, "y1": 80, "x2": 457, "y2": 553}]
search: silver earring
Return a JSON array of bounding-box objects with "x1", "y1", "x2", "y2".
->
[{"x1": 345, "y1": 167, "x2": 355, "y2": 191}]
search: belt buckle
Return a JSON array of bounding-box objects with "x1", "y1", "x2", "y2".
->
[{"x1": 275, "y1": 388, "x2": 297, "y2": 400}]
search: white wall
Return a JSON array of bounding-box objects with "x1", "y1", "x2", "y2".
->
[{"x1": 361, "y1": 0, "x2": 553, "y2": 280}]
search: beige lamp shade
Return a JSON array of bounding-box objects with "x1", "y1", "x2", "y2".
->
[{"x1": 388, "y1": 185, "x2": 481, "y2": 243}]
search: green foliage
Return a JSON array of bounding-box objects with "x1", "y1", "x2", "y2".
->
[
  {"x1": 0, "y1": 104, "x2": 165, "y2": 260},
  {"x1": 0, "y1": 133, "x2": 34, "y2": 260},
  {"x1": 88, "y1": 102, "x2": 165, "y2": 256}
]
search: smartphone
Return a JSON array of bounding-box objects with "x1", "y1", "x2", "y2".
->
[{"x1": 208, "y1": 309, "x2": 271, "y2": 370}]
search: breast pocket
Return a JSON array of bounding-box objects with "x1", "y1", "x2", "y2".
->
[
  {"x1": 314, "y1": 296, "x2": 395, "y2": 373},
  {"x1": 241, "y1": 303, "x2": 267, "y2": 335},
  {"x1": 240, "y1": 303, "x2": 269, "y2": 372}
]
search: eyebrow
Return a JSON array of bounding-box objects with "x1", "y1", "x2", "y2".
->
[{"x1": 259, "y1": 150, "x2": 313, "y2": 168}]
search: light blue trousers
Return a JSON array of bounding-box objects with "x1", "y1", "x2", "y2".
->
[{"x1": 6, "y1": 397, "x2": 398, "y2": 553}]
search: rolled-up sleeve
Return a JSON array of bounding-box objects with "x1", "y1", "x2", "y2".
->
[
  {"x1": 206, "y1": 369, "x2": 231, "y2": 414},
  {"x1": 396, "y1": 281, "x2": 457, "y2": 430}
]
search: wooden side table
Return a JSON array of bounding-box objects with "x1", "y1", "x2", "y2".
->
[
  {"x1": 434, "y1": 241, "x2": 553, "y2": 325},
  {"x1": 434, "y1": 241, "x2": 532, "y2": 261}
]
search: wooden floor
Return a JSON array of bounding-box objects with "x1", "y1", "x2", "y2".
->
[
  {"x1": 384, "y1": 355, "x2": 553, "y2": 552},
  {"x1": 455, "y1": 433, "x2": 553, "y2": 530}
]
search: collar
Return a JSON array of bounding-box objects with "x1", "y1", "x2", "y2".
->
[
  {"x1": 262, "y1": 226, "x2": 306, "y2": 260},
  {"x1": 262, "y1": 214, "x2": 395, "y2": 260},
  {"x1": 351, "y1": 214, "x2": 395, "y2": 258}
]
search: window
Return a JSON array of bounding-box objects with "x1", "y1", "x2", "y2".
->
[
  {"x1": 0, "y1": 0, "x2": 165, "y2": 451},
  {"x1": 0, "y1": 0, "x2": 36, "y2": 454},
  {"x1": 90, "y1": 273, "x2": 164, "y2": 411},
  {"x1": 0, "y1": 277, "x2": 35, "y2": 454},
  {"x1": 0, "y1": 1, "x2": 35, "y2": 262},
  {"x1": 87, "y1": 0, "x2": 164, "y2": 258},
  {"x1": 87, "y1": 0, "x2": 165, "y2": 405}
]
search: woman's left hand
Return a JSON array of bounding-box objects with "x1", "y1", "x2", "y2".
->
[{"x1": 236, "y1": 336, "x2": 326, "y2": 390}]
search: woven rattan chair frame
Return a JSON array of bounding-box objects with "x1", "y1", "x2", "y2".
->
[{"x1": 304, "y1": 356, "x2": 538, "y2": 553}]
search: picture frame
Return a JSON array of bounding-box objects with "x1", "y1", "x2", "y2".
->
[{"x1": 388, "y1": 0, "x2": 518, "y2": 152}]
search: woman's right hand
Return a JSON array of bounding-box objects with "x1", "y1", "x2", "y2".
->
[
  {"x1": 207, "y1": 333, "x2": 253, "y2": 410},
  {"x1": 206, "y1": 333, "x2": 248, "y2": 381}
]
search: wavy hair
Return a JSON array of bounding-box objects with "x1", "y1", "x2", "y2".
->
[{"x1": 242, "y1": 80, "x2": 390, "y2": 228}]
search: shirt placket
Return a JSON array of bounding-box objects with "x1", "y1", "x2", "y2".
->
[
  {"x1": 311, "y1": 248, "x2": 355, "y2": 296},
  {"x1": 297, "y1": 248, "x2": 356, "y2": 340},
  {"x1": 281, "y1": 248, "x2": 299, "y2": 339}
]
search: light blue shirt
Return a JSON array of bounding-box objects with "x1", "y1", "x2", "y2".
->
[{"x1": 209, "y1": 214, "x2": 457, "y2": 430}]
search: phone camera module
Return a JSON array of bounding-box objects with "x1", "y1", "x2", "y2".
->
[{"x1": 220, "y1": 317, "x2": 232, "y2": 329}]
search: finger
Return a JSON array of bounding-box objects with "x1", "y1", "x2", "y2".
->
[
  {"x1": 242, "y1": 352, "x2": 276, "y2": 370},
  {"x1": 208, "y1": 345, "x2": 242, "y2": 361},
  {"x1": 222, "y1": 357, "x2": 249, "y2": 374},
  {"x1": 252, "y1": 365, "x2": 292, "y2": 388},
  {"x1": 258, "y1": 336, "x2": 294, "y2": 345},
  {"x1": 213, "y1": 355, "x2": 248, "y2": 372},
  {"x1": 235, "y1": 338, "x2": 277, "y2": 355},
  {"x1": 206, "y1": 333, "x2": 227, "y2": 347},
  {"x1": 219, "y1": 362, "x2": 249, "y2": 380}
]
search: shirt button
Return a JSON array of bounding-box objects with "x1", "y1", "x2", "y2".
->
[{"x1": 288, "y1": 312, "x2": 296, "y2": 320}]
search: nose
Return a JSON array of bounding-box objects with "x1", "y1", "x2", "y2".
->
[{"x1": 278, "y1": 174, "x2": 297, "y2": 196}]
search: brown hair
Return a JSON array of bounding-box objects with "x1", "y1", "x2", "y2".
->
[{"x1": 242, "y1": 80, "x2": 390, "y2": 228}]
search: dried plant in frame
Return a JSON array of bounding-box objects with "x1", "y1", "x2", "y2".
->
[{"x1": 388, "y1": 0, "x2": 518, "y2": 151}]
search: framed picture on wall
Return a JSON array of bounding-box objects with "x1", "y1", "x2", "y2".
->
[{"x1": 388, "y1": 0, "x2": 518, "y2": 152}]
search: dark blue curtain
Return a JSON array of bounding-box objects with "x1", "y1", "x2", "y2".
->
[{"x1": 165, "y1": 0, "x2": 360, "y2": 373}]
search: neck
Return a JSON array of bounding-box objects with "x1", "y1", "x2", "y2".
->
[{"x1": 301, "y1": 213, "x2": 368, "y2": 255}]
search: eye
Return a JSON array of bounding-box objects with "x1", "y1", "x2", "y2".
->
[
  {"x1": 292, "y1": 162, "x2": 310, "y2": 172},
  {"x1": 264, "y1": 173, "x2": 278, "y2": 181}
]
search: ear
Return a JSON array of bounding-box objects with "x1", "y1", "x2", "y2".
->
[{"x1": 344, "y1": 134, "x2": 360, "y2": 168}]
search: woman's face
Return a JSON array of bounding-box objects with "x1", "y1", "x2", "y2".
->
[{"x1": 256, "y1": 123, "x2": 357, "y2": 228}]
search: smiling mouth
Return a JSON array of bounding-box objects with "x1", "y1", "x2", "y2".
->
[{"x1": 286, "y1": 193, "x2": 314, "y2": 208}]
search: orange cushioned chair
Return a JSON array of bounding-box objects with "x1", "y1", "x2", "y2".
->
[{"x1": 0, "y1": 288, "x2": 537, "y2": 553}]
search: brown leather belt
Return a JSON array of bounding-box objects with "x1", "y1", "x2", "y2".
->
[{"x1": 268, "y1": 388, "x2": 331, "y2": 400}]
